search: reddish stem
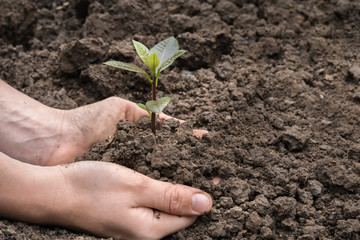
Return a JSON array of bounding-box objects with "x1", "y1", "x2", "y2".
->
[{"x1": 151, "y1": 74, "x2": 156, "y2": 135}]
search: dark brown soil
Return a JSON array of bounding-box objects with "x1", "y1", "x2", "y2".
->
[{"x1": 1, "y1": 0, "x2": 360, "y2": 239}]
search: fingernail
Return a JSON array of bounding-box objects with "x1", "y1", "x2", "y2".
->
[{"x1": 192, "y1": 193, "x2": 210, "y2": 214}]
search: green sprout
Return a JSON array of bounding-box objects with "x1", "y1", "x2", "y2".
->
[{"x1": 103, "y1": 36, "x2": 186, "y2": 135}]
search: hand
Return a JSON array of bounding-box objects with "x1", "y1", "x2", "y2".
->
[
  {"x1": 55, "y1": 161, "x2": 212, "y2": 239},
  {"x1": 0, "y1": 153, "x2": 212, "y2": 240},
  {"x1": 0, "y1": 79, "x2": 207, "y2": 166},
  {"x1": 47, "y1": 97, "x2": 206, "y2": 165},
  {"x1": 0, "y1": 79, "x2": 212, "y2": 239}
]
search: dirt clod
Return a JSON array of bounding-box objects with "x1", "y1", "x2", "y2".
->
[{"x1": 1, "y1": 0, "x2": 360, "y2": 239}]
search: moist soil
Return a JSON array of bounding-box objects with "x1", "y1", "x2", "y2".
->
[{"x1": 1, "y1": 0, "x2": 360, "y2": 239}]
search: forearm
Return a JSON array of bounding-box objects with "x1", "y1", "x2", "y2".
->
[
  {"x1": 0, "y1": 79, "x2": 50, "y2": 111},
  {"x1": 0, "y1": 80, "x2": 68, "y2": 164},
  {"x1": 0, "y1": 152, "x2": 64, "y2": 225},
  {"x1": 0, "y1": 79, "x2": 56, "y2": 128}
]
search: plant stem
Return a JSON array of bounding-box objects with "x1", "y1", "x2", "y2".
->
[{"x1": 151, "y1": 74, "x2": 156, "y2": 135}]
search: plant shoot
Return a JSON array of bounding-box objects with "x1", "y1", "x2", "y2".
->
[{"x1": 103, "y1": 36, "x2": 186, "y2": 135}]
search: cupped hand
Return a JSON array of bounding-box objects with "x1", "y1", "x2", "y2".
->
[
  {"x1": 0, "y1": 82, "x2": 207, "y2": 166},
  {"x1": 54, "y1": 161, "x2": 212, "y2": 239},
  {"x1": 0, "y1": 79, "x2": 212, "y2": 240}
]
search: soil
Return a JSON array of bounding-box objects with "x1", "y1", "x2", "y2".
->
[{"x1": 1, "y1": 0, "x2": 360, "y2": 239}]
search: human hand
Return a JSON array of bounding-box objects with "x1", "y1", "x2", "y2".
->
[
  {"x1": 0, "y1": 153, "x2": 212, "y2": 240},
  {"x1": 0, "y1": 80, "x2": 207, "y2": 166},
  {"x1": 56, "y1": 97, "x2": 207, "y2": 165},
  {"x1": 1, "y1": 80, "x2": 212, "y2": 239},
  {"x1": 54, "y1": 161, "x2": 212, "y2": 239}
]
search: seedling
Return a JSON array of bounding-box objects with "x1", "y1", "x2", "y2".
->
[{"x1": 103, "y1": 36, "x2": 186, "y2": 135}]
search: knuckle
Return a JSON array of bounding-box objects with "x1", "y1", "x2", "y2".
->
[
  {"x1": 104, "y1": 97, "x2": 122, "y2": 109},
  {"x1": 163, "y1": 185, "x2": 183, "y2": 214},
  {"x1": 105, "y1": 96, "x2": 119, "y2": 103},
  {"x1": 132, "y1": 174, "x2": 151, "y2": 193}
]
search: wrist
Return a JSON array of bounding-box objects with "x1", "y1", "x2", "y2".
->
[{"x1": 0, "y1": 154, "x2": 69, "y2": 225}]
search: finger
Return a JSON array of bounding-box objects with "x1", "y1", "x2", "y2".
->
[
  {"x1": 192, "y1": 129, "x2": 208, "y2": 138},
  {"x1": 159, "y1": 113, "x2": 208, "y2": 138},
  {"x1": 126, "y1": 100, "x2": 149, "y2": 123},
  {"x1": 137, "y1": 179, "x2": 212, "y2": 216},
  {"x1": 159, "y1": 112, "x2": 185, "y2": 123},
  {"x1": 135, "y1": 104, "x2": 208, "y2": 139},
  {"x1": 133, "y1": 207, "x2": 197, "y2": 239},
  {"x1": 211, "y1": 176, "x2": 222, "y2": 185}
]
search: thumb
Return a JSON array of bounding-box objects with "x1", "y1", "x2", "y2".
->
[{"x1": 138, "y1": 179, "x2": 212, "y2": 216}]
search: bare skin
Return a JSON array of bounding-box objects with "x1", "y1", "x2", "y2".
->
[
  {"x1": 0, "y1": 80, "x2": 206, "y2": 166},
  {"x1": 0, "y1": 79, "x2": 211, "y2": 239}
]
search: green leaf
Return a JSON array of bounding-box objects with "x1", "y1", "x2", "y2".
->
[
  {"x1": 148, "y1": 53, "x2": 160, "y2": 74},
  {"x1": 146, "y1": 97, "x2": 171, "y2": 114},
  {"x1": 132, "y1": 40, "x2": 150, "y2": 66},
  {"x1": 136, "y1": 103, "x2": 151, "y2": 119},
  {"x1": 158, "y1": 50, "x2": 187, "y2": 72},
  {"x1": 136, "y1": 103, "x2": 148, "y2": 112},
  {"x1": 103, "y1": 61, "x2": 146, "y2": 74},
  {"x1": 150, "y1": 37, "x2": 179, "y2": 72}
]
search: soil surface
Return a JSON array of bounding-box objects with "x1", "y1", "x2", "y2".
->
[{"x1": 1, "y1": 0, "x2": 360, "y2": 239}]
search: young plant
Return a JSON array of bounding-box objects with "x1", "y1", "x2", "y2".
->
[{"x1": 103, "y1": 36, "x2": 186, "y2": 135}]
